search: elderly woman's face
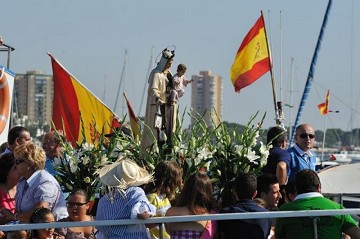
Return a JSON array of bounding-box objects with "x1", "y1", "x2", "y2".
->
[{"x1": 14, "y1": 157, "x2": 30, "y2": 178}]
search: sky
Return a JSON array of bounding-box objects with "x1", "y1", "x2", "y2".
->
[{"x1": 2, "y1": 0, "x2": 360, "y2": 132}]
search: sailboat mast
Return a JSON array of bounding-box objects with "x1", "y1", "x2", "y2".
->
[
  {"x1": 290, "y1": 0, "x2": 333, "y2": 144},
  {"x1": 279, "y1": 10, "x2": 283, "y2": 103},
  {"x1": 288, "y1": 58, "x2": 294, "y2": 141},
  {"x1": 139, "y1": 46, "x2": 155, "y2": 116},
  {"x1": 113, "y1": 49, "x2": 127, "y2": 115},
  {"x1": 262, "y1": 11, "x2": 280, "y2": 126}
]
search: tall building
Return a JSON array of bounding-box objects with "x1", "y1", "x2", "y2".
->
[
  {"x1": 191, "y1": 71, "x2": 222, "y2": 127},
  {"x1": 14, "y1": 70, "x2": 53, "y2": 125}
]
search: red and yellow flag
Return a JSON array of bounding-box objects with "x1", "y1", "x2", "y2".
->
[
  {"x1": 49, "y1": 53, "x2": 120, "y2": 145},
  {"x1": 230, "y1": 14, "x2": 271, "y2": 92},
  {"x1": 123, "y1": 93, "x2": 141, "y2": 139},
  {"x1": 317, "y1": 90, "x2": 330, "y2": 115}
]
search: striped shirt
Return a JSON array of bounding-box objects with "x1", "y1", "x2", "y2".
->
[{"x1": 96, "y1": 187, "x2": 156, "y2": 239}]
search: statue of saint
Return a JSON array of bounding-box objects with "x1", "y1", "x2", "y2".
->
[{"x1": 140, "y1": 48, "x2": 175, "y2": 152}]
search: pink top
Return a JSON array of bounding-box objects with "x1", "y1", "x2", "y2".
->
[{"x1": 0, "y1": 188, "x2": 15, "y2": 213}]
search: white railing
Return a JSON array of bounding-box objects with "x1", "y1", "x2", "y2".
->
[{"x1": 1, "y1": 209, "x2": 360, "y2": 233}]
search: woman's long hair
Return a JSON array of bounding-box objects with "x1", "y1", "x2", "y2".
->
[
  {"x1": 175, "y1": 173, "x2": 215, "y2": 215},
  {"x1": 144, "y1": 161, "x2": 182, "y2": 201}
]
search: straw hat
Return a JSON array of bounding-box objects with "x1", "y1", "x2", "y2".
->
[{"x1": 98, "y1": 158, "x2": 153, "y2": 189}]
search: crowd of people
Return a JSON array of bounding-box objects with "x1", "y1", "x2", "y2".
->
[{"x1": 0, "y1": 122, "x2": 360, "y2": 239}]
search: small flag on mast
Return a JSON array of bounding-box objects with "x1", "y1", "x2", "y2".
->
[
  {"x1": 230, "y1": 14, "x2": 271, "y2": 92},
  {"x1": 317, "y1": 90, "x2": 330, "y2": 115},
  {"x1": 123, "y1": 93, "x2": 141, "y2": 139}
]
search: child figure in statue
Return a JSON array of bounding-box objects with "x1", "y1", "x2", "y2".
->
[{"x1": 168, "y1": 64, "x2": 193, "y2": 102}]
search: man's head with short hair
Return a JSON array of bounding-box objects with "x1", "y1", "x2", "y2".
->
[
  {"x1": 267, "y1": 126, "x2": 286, "y2": 148},
  {"x1": 42, "y1": 131, "x2": 63, "y2": 160},
  {"x1": 234, "y1": 172, "x2": 257, "y2": 200},
  {"x1": 7, "y1": 126, "x2": 31, "y2": 151},
  {"x1": 295, "y1": 123, "x2": 315, "y2": 152},
  {"x1": 257, "y1": 173, "x2": 282, "y2": 208},
  {"x1": 295, "y1": 169, "x2": 321, "y2": 194}
]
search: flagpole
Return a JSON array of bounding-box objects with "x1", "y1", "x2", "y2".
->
[
  {"x1": 320, "y1": 114, "x2": 328, "y2": 166},
  {"x1": 261, "y1": 11, "x2": 280, "y2": 126}
]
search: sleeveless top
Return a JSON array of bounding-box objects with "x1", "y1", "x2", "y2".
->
[
  {"x1": 147, "y1": 193, "x2": 171, "y2": 239},
  {"x1": 56, "y1": 216, "x2": 96, "y2": 239},
  {"x1": 0, "y1": 188, "x2": 15, "y2": 213}
]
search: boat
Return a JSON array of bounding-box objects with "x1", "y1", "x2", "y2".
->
[
  {"x1": 328, "y1": 150, "x2": 352, "y2": 164},
  {"x1": 330, "y1": 149, "x2": 360, "y2": 163}
]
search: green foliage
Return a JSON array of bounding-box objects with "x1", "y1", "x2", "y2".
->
[{"x1": 54, "y1": 110, "x2": 271, "y2": 207}]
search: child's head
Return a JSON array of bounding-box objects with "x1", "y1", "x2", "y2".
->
[
  {"x1": 7, "y1": 230, "x2": 29, "y2": 239},
  {"x1": 177, "y1": 64, "x2": 187, "y2": 75},
  {"x1": 30, "y1": 207, "x2": 55, "y2": 239},
  {"x1": 145, "y1": 161, "x2": 183, "y2": 200}
]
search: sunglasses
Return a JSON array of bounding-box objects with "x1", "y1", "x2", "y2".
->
[
  {"x1": 299, "y1": 133, "x2": 315, "y2": 139},
  {"x1": 66, "y1": 202, "x2": 88, "y2": 208},
  {"x1": 15, "y1": 159, "x2": 25, "y2": 165}
]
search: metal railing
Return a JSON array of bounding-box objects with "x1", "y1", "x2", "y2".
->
[{"x1": 1, "y1": 209, "x2": 360, "y2": 239}]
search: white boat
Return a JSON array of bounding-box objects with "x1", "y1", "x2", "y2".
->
[
  {"x1": 328, "y1": 151, "x2": 352, "y2": 164},
  {"x1": 330, "y1": 150, "x2": 360, "y2": 163}
]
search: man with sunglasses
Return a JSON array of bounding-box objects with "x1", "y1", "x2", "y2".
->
[{"x1": 287, "y1": 123, "x2": 317, "y2": 182}]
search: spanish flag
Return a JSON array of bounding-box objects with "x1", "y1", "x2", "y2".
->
[
  {"x1": 49, "y1": 53, "x2": 120, "y2": 145},
  {"x1": 317, "y1": 90, "x2": 330, "y2": 115},
  {"x1": 123, "y1": 93, "x2": 141, "y2": 140},
  {"x1": 230, "y1": 14, "x2": 271, "y2": 92}
]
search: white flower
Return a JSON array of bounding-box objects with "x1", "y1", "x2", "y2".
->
[
  {"x1": 82, "y1": 142, "x2": 94, "y2": 151},
  {"x1": 100, "y1": 155, "x2": 108, "y2": 165},
  {"x1": 82, "y1": 156, "x2": 90, "y2": 165},
  {"x1": 196, "y1": 147, "x2": 213, "y2": 160},
  {"x1": 69, "y1": 161, "x2": 78, "y2": 173},
  {"x1": 259, "y1": 156, "x2": 267, "y2": 168},
  {"x1": 234, "y1": 145, "x2": 243, "y2": 156},
  {"x1": 194, "y1": 157, "x2": 201, "y2": 166},
  {"x1": 246, "y1": 149, "x2": 260, "y2": 164}
]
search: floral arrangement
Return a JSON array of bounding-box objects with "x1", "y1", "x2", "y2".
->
[
  {"x1": 171, "y1": 110, "x2": 271, "y2": 207},
  {"x1": 53, "y1": 125, "x2": 146, "y2": 199},
  {"x1": 53, "y1": 110, "x2": 271, "y2": 207}
]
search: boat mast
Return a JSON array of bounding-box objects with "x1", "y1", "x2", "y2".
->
[
  {"x1": 290, "y1": 0, "x2": 333, "y2": 144},
  {"x1": 262, "y1": 11, "x2": 281, "y2": 126},
  {"x1": 138, "y1": 46, "x2": 155, "y2": 116},
  {"x1": 113, "y1": 49, "x2": 127, "y2": 115},
  {"x1": 288, "y1": 58, "x2": 294, "y2": 141}
]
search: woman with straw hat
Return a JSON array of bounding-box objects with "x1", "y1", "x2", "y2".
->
[{"x1": 95, "y1": 158, "x2": 156, "y2": 239}]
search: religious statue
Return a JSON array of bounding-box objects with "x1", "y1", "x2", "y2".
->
[{"x1": 140, "y1": 48, "x2": 176, "y2": 152}]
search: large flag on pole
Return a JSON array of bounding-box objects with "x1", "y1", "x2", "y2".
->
[
  {"x1": 123, "y1": 93, "x2": 141, "y2": 139},
  {"x1": 49, "y1": 53, "x2": 120, "y2": 145},
  {"x1": 230, "y1": 14, "x2": 271, "y2": 92},
  {"x1": 317, "y1": 90, "x2": 330, "y2": 115}
]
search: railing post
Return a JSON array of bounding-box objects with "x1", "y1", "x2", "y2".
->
[
  {"x1": 312, "y1": 217, "x2": 319, "y2": 239},
  {"x1": 158, "y1": 223, "x2": 163, "y2": 239}
]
